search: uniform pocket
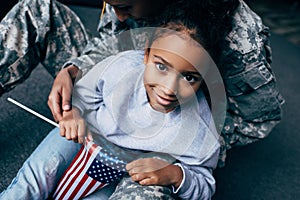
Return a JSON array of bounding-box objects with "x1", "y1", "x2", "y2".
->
[
  {"x1": 224, "y1": 63, "x2": 283, "y2": 121},
  {"x1": 224, "y1": 63, "x2": 273, "y2": 97}
]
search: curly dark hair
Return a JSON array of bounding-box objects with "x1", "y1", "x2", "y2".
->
[{"x1": 151, "y1": 0, "x2": 240, "y2": 64}]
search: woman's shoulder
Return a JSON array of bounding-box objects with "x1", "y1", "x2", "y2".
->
[{"x1": 226, "y1": 0, "x2": 269, "y2": 54}]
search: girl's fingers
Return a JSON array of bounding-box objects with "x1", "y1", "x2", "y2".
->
[
  {"x1": 127, "y1": 158, "x2": 169, "y2": 173},
  {"x1": 59, "y1": 124, "x2": 66, "y2": 137},
  {"x1": 87, "y1": 131, "x2": 93, "y2": 142},
  {"x1": 65, "y1": 126, "x2": 72, "y2": 140},
  {"x1": 126, "y1": 159, "x2": 146, "y2": 171},
  {"x1": 139, "y1": 177, "x2": 154, "y2": 185},
  {"x1": 78, "y1": 122, "x2": 86, "y2": 144},
  {"x1": 128, "y1": 166, "x2": 143, "y2": 175},
  {"x1": 131, "y1": 173, "x2": 157, "y2": 186},
  {"x1": 70, "y1": 124, "x2": 78, "y2": 143},
  {"x1": 128, "y1": 166, "x2": 158, "y2": 175},
  {"x1": 131, "y1": 172, "x2": 149, "y2": 182}
]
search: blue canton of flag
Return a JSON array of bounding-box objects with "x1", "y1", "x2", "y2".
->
[{"x1": 87, "y1": 151, "x2": 125, "y2": 184}]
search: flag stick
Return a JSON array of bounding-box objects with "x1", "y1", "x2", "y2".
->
[{"x1": 7, "y1": 97, "x2": 59, "y2": 127}]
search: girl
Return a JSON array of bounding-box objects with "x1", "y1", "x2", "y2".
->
[{"x1": 58, "y1": 2, "x2": 225, "y2": 199}]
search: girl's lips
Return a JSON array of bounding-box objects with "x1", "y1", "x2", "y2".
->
[{"x1": 152, "y1": 88, "x2": 177, "y2": 106}]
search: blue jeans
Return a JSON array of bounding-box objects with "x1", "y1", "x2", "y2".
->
[{"x1": 0, "y1": 128, "x2": 116, "y2": 200}]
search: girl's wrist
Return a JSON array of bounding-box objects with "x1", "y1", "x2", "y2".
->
[{"x1": 170, "y1": 164, "x2": 183, "y2": 189}]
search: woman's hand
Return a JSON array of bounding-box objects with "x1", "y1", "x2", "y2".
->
[
  {"x1": 126, "y1": 158, "x2": 183, "y2": 188},
  {"x1": 59, "y1": 107, "x2": 92, "y2": 144},
  {"x1": 48, "y1": 65, "x2": 80, "y2": 122}
]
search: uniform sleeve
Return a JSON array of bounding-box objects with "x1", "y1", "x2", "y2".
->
[
  {"x1": 0, "y1": 0, "x2": 89, "y2": 95},
  {"x1": 63, "y1": 5, "x2": 121, "y2": 76},
  {"x1": 222, "y1": 36, "x2": 285, "y2": 145},
  {"x1": 218, "y1": 1, "x2": 285, "y2": 165}
]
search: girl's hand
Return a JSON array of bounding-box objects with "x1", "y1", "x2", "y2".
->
[
  {"x1": 59, "y1": 107, "x2": 92, "y2": 144},
  {"x1": 126, "y1": 158, "x2": 183, "y2": 188}
]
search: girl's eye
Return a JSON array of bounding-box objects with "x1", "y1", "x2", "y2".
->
[
  {"x1": 155, "y1": 63, "x2": 167, "y2": 72},
  {"x1": 183, "y1": 75, "x2": 197, "y2": 83}
]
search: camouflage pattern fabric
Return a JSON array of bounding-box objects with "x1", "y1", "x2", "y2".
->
[
  {"x1": 0, "y1": 0, "x2": 284, "y2": 167},
  {"x1": 109, "y1": 176, "x2": 176, "y2": 200},
  {"x1": 0, "y1": 0, "x2": 89, "y2": 94},
  {"x1": 64, "y1": 4, "x2": 150, "y2": 76},
  {"x1": 216, "y1": 1, "x2": 285, "y2": 166}
]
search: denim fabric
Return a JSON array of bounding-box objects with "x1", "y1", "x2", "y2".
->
[
  {"x1": 0, "y1": 128, "x2": 79, "y2": 199},
  {"x1": 0, "y1": 128, "x2": 117, "y2": 200}
]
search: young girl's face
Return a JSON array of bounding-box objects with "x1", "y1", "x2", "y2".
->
[{"x1": 144, "y1": 34, "x2": 206, "y2": 113}]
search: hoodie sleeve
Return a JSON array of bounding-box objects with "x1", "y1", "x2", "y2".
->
[{"x1": 174, "y1": 145, "x2": 219, "y2": 200}]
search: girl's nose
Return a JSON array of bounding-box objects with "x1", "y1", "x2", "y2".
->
[{"x1": 162, "y1": 75, "x2": 178, "y2": 96}]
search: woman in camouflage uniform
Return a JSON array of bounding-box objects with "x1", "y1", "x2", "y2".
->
[{"x1": 0, "y1": 0, "x2": 284, "y2": 199}]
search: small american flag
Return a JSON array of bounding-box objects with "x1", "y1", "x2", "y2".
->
[{"x1": 53, "y1": 139, "x2": 127, "y2": 200}]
